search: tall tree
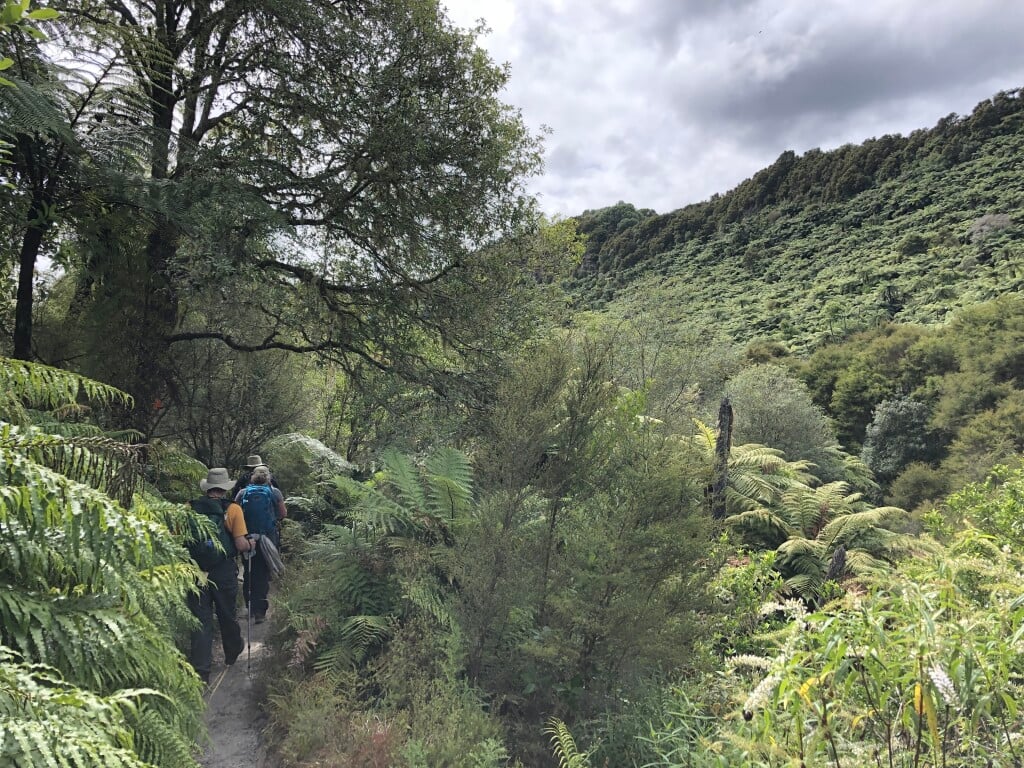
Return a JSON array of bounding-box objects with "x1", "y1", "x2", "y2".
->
[{"x1": 46, "y1": 0, "x2": 542, "y2": 431}]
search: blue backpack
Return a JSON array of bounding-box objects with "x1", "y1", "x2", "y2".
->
[{"x1": 241, "y1": 484, "x2": 277, "y2": 535}]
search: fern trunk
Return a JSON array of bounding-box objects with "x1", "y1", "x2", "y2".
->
[
  {"x1": 710, "y1": 397, "x2": 733, "y2": 519},
  {"x1": 13, "y1": 209, "x2": 45, "y2": 360}
]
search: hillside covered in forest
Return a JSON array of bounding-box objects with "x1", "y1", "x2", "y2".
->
[{"x1": 571, "y1": 88, "x2": 1024, "y2": 351}]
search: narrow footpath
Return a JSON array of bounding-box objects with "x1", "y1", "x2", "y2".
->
[{"x1": 199, "y1": 614, "x2": 275, "y2": 768}]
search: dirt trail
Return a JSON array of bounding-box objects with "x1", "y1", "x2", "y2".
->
[{"x1": 199, "y1": 613, "x2": 276, "y2": 768}]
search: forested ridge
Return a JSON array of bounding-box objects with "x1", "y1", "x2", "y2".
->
[
  {"x1": 572, "y1": 88, "x2": 1024, "y2": 349},
  {"x1": 4, "y1": 2, "x2": 1024, "y2": 767}
]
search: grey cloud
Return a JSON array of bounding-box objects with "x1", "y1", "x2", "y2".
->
[
  {"x1": 642, "y1": 0, "x2": 761, "y2": 52},
  {"x1": 450, "y1": 0, "x2": 1024, "y2": 215},
  {"x1": 671, "y1": 5, "x2": 1024, "y2": 148},
  {"x1": 545, "y1": 144, "x2": 602, "y2": 176}
]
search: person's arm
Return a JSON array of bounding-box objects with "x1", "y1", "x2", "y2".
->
[{"x1": 274, "y1": 488, "x2": 287, "y2": 520}]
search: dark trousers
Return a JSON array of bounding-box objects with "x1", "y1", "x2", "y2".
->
[
  {"x1": 243, "y1": 549, "x2": 271, "y2": 617},
  {"x1": 187, "y1": 558, "x2": 243, "y2": 679}
]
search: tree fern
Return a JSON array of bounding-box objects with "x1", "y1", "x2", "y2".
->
[
  {"x1": 281, "y1": 448, "x2": 474, "y2": 677},
  {"x1": 726, "y1": 454, "x2": 911, "y2": 601},
  {"x1": 0, "y1": 357, "x2": 203, "y2": 767}
]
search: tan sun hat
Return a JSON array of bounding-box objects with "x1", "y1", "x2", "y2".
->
[
  {"x1": 200, "y1": 467, "x2": 235, "y2": 493},
  {"x1": 245, "y1": 454, "x2": 264, "y2": 468}
]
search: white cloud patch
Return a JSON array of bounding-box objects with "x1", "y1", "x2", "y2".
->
[{"x1": 443, "y1": 0, "x2": 1024, "y2": 215}]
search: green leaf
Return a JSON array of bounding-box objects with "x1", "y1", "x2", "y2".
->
[
  {"x1": 0, "y1": 57, "x2": 13, "y2": 71},
  {"x1": 27, "y1": 7, "x2": 58, "y2": 20}
]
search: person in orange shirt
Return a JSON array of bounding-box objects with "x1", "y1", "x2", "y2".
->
[{"x1": 187, "y1": 468, "x2": 254, "y2": 683}]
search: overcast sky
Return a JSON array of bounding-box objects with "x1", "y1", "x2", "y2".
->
[{"x1": 442, "y1": 0, "x2": 1024, "y2": 217}]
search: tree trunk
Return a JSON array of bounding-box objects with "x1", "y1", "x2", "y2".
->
[
  {"x1": 12, "y1": 203, "x2": 47, "y2": 360},
  {"x1": 710, "y1": 397, "x2": 733, "y2": 519}
]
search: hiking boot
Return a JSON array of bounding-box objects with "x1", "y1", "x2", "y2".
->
[{"x1": 225, "y1": 642, "x2": 245, "y2": 666}]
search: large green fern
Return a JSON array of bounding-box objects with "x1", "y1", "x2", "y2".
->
[
  {"x1": 282, "y1": 448, "x2": 474, "y2": 676},
  {"x1": 0, "y1": 356, "x2": 203, "y2": 767},
  {"x1": 728, "y1": 478, "x2": 913, "y2": 600}
]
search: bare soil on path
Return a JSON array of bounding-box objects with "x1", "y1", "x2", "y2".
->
[{"x1": 198, "y1": 613, "x2": 276, "y2": 768}]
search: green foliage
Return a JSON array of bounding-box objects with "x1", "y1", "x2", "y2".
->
[
  {"x1": 945, "y1": 461, "x2": 1024, "y2": 546},
  {"x1": 886, "y1": 462, "x2": 950, "y2": 512},
  {"x1": 0, "y1": 355, "x2": 130, "y2": 422},
  {"x1": 14, "y1": 0, "x2": 545, "y2": 432},
  {"x1": 725, "y1": 364, "x2": 853, "y2": 483},
  {"x1": 0, "y1": 357, "x2": 202, "y2": 766},
  {"x1": 861, "y1": 396, "x2": 937, "y2": 482},
  {"x1": 572, "y1": 89, "x2": 1024, "y2": 354},
  {"x1": 160, "y1": 341, "x2": 312, "y2": 467},
  {"x1": 545, "y1": 718, "x2": 592, "y2": 768},
  {"x1": 0, "y1": 647, "x2": 170, "y2": 768},
  {"x1": 792, "y1": 294, "x2": 1024, "y2": 495},
  {"x1": 727, "y1": 477, "x2": 912, "y2": 601},
  {"x1": 634, "y1": 533, "x2": 1024, "y2": 767}
]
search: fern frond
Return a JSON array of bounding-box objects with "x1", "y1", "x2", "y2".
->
[
  {"x1": 818, "y1": 507, "x2": 902, "y2": 549},
  {"x1": 402, "y1": 581, "x2": 453, "y2": 628},
  {"x1": 0, "y1": 647, "x2": 158, "y2": 768},
  {"x1": 783, "y1": 573, "x2": 820, "y2": 601},
  {"x1": 844, "y1": 549, "x2": 892, "y2": 576},
  {"x1": 334, "y1": 614, "x2": 392, "y2": 665},
  {"x1": 0, "y1": 75, "x2": 78, "y2": 145},
  {"x1": 1, "y1": 424, "x2": 144, "y2": 506},
  {"x1": 424, "y1": 447, "x2": 473, "y2": 520},
  {"x1": 351, "y1": 490, "x2": 415, "y2": 536},
  {"x1": 775, "y1": 537, "x2": 827, "y2": 588},
  {"x1": 726, "y1": 508, "x2": 796, "y2": 547},
  {"x1": 313, "y1": 642, "x2": 356, "y2": 675},
  {"x1": 0, "y1": 356, "x2": 131, "y2": 420},
  {"x1": 781, "y1": 481, "x2": 852, "y2": 539},
  {"x1": 545, "y1": 718, "x2": 591, "y2": 768},
  {"x1": 691, "y1": 419, "x2": 716, "y2": 450},
  {"x1": 381, "y1": 448, "x2": 427, "y2": 514}
]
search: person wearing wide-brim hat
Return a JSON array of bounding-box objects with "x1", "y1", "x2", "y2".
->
[
  {"x1": 230, "y1": 453, "x2": 282, "y2": 499},
  {"x1": 186, "y1": 468, "x2": 253, "y2": 683}
]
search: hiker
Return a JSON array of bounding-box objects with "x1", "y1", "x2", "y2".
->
[
  {"x1": 236, "y1": 465, "x2": 287, "y2": 623},
  {"x1": 187, "y1": 468, "x2": 253, "y2": 683},
  {"x1": 230, "y1": 454, "x2": 282, "y2": 499}
]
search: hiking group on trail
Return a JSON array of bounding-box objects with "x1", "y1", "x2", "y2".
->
[{"x1": 187, "y1": 456, "x2": 287, "y2": 683}]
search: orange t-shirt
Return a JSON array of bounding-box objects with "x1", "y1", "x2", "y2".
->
[{"x1": 224, "y1": 502, "x2": 248, "y2": 538}]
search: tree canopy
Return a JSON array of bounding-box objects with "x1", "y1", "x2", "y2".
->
[{"x1": 3, "y1": 0, "x2": 544, "y2": 430}]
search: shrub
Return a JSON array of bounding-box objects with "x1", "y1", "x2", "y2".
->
[{"x1": 886, "y1": 461, "x2": 949, "y2": 511}]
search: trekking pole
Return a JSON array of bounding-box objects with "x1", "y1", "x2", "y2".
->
[{"x1": 245, "y1": 544, "x2": 253, "y2": 676}]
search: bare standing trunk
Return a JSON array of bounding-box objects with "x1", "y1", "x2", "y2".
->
[{"x1": 710, "y1": 397, "x2": 733, "y2": 519}]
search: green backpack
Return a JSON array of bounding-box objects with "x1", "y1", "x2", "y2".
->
[{"x1": 187, "y1": 496, "x2": 237, "y2": 571}]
